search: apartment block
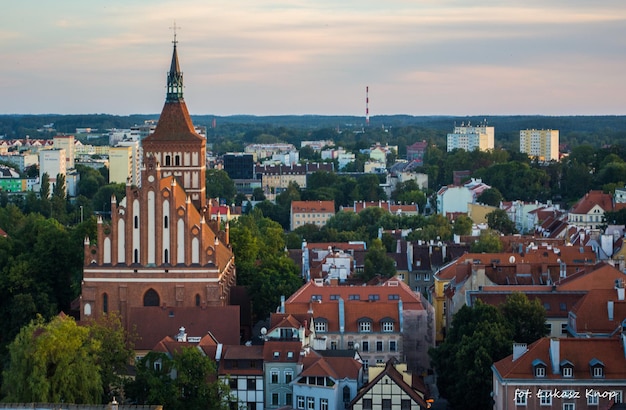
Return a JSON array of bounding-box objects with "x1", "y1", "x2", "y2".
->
[{"x1": 520, "y1": 129, "x2": 559, "y2": 161}]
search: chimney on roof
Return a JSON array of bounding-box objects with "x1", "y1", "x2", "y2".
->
[
  {"x1": 175, "y1": 326, "x2": 187, "y2": 342},
  {"x1": 512, "y1": 343, "x2": 528, "y2": 361},
  {"x1": 617, "y1": 279, "x2": 625, "y2": 301},
  {"x1": 549, "y1": 338, "x2": 560, "y2": 374}
]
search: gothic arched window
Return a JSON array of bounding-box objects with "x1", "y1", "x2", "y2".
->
[{"x1": 144, "y1": 289, "x2": 160, "y2": 307}]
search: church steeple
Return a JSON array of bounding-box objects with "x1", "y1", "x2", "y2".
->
[{"x1": 166, "y1": 28, "x2": 183, "y2": 102}]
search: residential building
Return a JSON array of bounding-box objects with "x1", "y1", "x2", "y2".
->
[
  {"x1": 109, "y1": 145, "x2": 134, "y2": 185},
  {"x1": 80, "y1": 40, "x2": 237, "y2": 350},
  {"x1": 436, "y1": 178, "x2": 491, "y2": 216},
  {"x1": 282, "y1": 278, "x2": 435, "y2": 374},
  {"x1": 292, "y1": 349, "x2": 363, "y2": 410},
  {"x1": 349, "y1": 358, "x2": 431, "y2": 410},
  {"x1": 492, "y1": 337, "x2": 626, "y2": 410},
  {"x1": 301, "y1": 140, "x2": 334, "y2": 151},
  {"x1": 568, "y1": 190, "x2": 623, "y2": 230},
  {"x1": 520, "y1": 128, "x2": 559, "y2": 162},
  {"x1": 0, "y1": 165, "x2": 33, "y2": 193},
  {"x1": 338, "y1": 152, "x2": 356, "y2": 170},
  {"x1": 220, "y1": 345, "x2": 265, "y2": 410},
  {"x1": 53, "y1": 135, "x2": 75, "y2": 169},
  {"x1": 117, "y1": 140, "x2": 142, "y2": 186},
  {"x1": 291, "y1": 200, "x2": 336, "y2": 231},
  {"x1": 263, "y1": 341, "x2": 303, "y2": 409},
  {"x1": 296, "y1": 241, "x2": 367, "y2": 281},
  {"x1": 446, "y1": 122, "x2": 494, "y2": 152},
  {"x1": 406, "y1": 141, "x2": 428, "y2": 165},
  {"x1": 39, "y1": 148, "x2": 66, "y2": 195},
  {"x1": 0, "y1": 152, "x2": 38, "y2": 172},
  {"x1": 431, "y1": 245, "x2": 598, "y2": 343}
]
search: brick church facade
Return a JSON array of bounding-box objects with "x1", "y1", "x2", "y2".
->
[{"x1": 80, "y1": 40, "x2": 237, "y2": 345}]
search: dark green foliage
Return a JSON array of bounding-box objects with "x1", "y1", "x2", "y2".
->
[
  {"x1": 206, "y1": 169, "x2": 236, "y2": 204},
  {"x1": 476, "y1": 187, "x2": 503, "y2": 206},
  {"x1": 430, "y1": 294, "x2": 549, "y2": 410},
  {"x1": 470, "y1": 230, "x2": 504, "y2": 253},
  {"x1": 126, "y1": 347, "x2": 230, "y2": 410},
  {"x1": 486, "y1": 209, "x2": 518, "y2": 235},
  {"x1": 361, "y1": 239, "x2": 396, "y2": 281},
  {"x1": 230, "y1": 212, "x2": 303, "y2": 321}
]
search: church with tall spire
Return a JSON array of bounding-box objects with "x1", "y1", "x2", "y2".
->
[{"x1": 80, "y1": 38, "x2": 239, "y2": 350}]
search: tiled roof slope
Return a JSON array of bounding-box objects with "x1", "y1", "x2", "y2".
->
[{"x1": 493, "y1": 337, "x2": 626, "y2": 380}]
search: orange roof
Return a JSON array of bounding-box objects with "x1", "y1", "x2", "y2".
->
[
  {"x1": 558, "y1": 263, "x2": 626, "y2": 291},
  {"x1": 299, "y1": 351, "x2": 361, "y2": 380},
  {"x1": 570, "y1": 190, "x2": 614, "y2": 214},
  {"x1": 142, "y1": 100, "x2": 204, "y2": 143},
  {"x1": 291, "y1": 200, "x2": 335, "y2": 213},
  {"x1": 569, "y1": 289, "x2": 626, "y2": 334},
  {"x1": 493, "y1": 337, "x2": 626, "y2": 380}
]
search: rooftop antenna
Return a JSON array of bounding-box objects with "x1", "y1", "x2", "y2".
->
[{"x1": 365, "y1": 86, "x2": 370, "y2": 127}]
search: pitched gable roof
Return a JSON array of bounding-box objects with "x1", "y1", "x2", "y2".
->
[{"x1": 349, "y1": 358, "x2": 429, "y2": 408}]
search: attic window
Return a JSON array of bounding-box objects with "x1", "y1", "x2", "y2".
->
[
  {"x1": 311, "y1": 295, "x2": 322, "y2": 301},
  {"x1": 287, "y1": 351, "x2": 294, "y2": 359},
  {"x1": 368, "y1": 294, "x2": 380, "y2": 301},
  {"x1": 273, "y1": 351, "x2": 280, "y2": 359}
]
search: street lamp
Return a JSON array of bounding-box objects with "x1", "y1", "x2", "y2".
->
[{"x1": 111, "y1": 397, "x2": 118, "y2": 410}]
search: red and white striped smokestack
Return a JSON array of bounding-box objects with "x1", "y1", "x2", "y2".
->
[{"x1": 366, "y1": 86, "x2": 370, "y2": 126}]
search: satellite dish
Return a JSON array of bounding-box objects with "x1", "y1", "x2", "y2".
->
[
  {"x1": 354, "y1": 343, "x2": 360, "y2": 351},
  {"x1": 509, "y1": 255, "x2": 516, "y2": 264},
  {"x1": 260, "y1": 327, "x2": 267, "y2": 336}
]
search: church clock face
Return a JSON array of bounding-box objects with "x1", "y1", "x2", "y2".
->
[{"x1": 148, "y1": 175, "x2": 155, "y2": 182}]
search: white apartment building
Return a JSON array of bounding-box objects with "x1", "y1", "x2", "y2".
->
[
  {"x1": 446, "y1": 123, "x2": 494, "y2": 152},
  {"x1": 39, "y1": 148, "x2": 66, "y2": 196},
  {"x1": 109, "y1": 140, "x2": 141, "y2": 186},
  {"x1": 519, "y1": 129, "x2": 559, "y2": 161},
  {"x1": 53, "y1": 135, "x2": 75, "y2": 169}
]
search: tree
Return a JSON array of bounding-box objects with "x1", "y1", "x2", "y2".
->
[
  {"x1": 2, "y1": 314, "x2": 103, "y2": 404},
  {"x1": 39, "y1": 172, "x2": 50, "y2": 200},
  {"x1": 361, "y1": 238, "x2": 396, "y2": 281},
  {"x1": 470, "y1": 230, "x2": 503, "y2": 253},
  {"x1": 500, "y1": 292, "x2": 548, "y2": 344},
  {"x1": 476, "y1": 187, "x2": 503, "y2": 206},
  {"x1": 429, "y1": 301, "x2": 512, "y2": 410},
  {"x1": 85, "y1": 313, "x2": 136, "y2": 402},
  {"x1": 453, "y1": 215, "x2": 473, "y2": 236},
  {"x1": 486, "y1": 209, "x2": 517, "y2": 235},
  {"x1": 205, "y1": 169, "x2": 236, "y2": 204},
  {"x1": 127, "y1": 348, "x2": 230, "y2": 410}
]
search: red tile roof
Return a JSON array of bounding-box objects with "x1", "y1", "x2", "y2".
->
[
  {"x1": 129, "y1": 306, "x2": 240, "y2": 350},
  {"x1": 262, "y1": 341, "x2": 302, "y2": 363},
  {"x1": 493, "y1": 337, "x2": 626, "y2": 380},
  {"x1": 142, "y1": 101, "x2": 204, "y2": 143},
  {"x1": 570, "y1": 190, "x2": 614, "y2": 214},
  {"x1": 569, "y1": 289, "x2": 626, "y2": 334},
  {"x1": 299, "y1": 350, "x2": 361, "y2": 380}
]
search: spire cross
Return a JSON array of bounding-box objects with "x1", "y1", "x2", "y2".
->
[{"x1": 170, "y1": 21, "x2": 180, "y2": 45}]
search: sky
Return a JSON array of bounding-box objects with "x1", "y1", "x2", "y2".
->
[{"x1": 1, "y1": 0, "x2": 626, "y2": 116}]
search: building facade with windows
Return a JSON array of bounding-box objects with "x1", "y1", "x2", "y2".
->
[
  {"x1": 492, "y1": 337, "x2": 626, "y2": 410},
  {"x1": 80, "y1": 40, "x2": 236, "y2": 342},
  {"x1": 520, "y1": 129, "x2": 559, "y2": 162},
  {"x1": 349, "y1": 358, "x2": 430, "y2": 410},
  {"x1": 446, "y1": 123, "x2": 494, "y2": 152},
  {"x1": 263, "y1": 341, "x2": 303, "y2": 410},
  {"x1": 282, "y1": 278, "x2": 434, "y2": 374},
  {"x1": 291, "y1": 200, "x2": 336, "y2": 231}
]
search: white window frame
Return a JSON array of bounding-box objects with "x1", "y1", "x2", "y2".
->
[
  {"x1": 587, "y1": 393, "x2": 599, "y2": 406},
  {"x1": 540, "y1": 392, "x2": 552, "y2": 406},
  {"x1": 297, "y1": 396, "x2": 305, "y2": 409},
  {"x1": 389, "y1": 340, "x2": 397, "y2": 352},
  {"x1": 315, "y1": 321, "x2": 327, "y2": 333},
  {"x1": 563, "y1": 403, "x2": 575, "y2": 410},
  {"x1": 307, "y1": 397, "x2": 315, "y2": 410},
  {"x1": 535, "y1": 366, "x2": 545, "y2": 377},
  {"x1": 382, "y1": 321, "x2": 394, "y2": 332},
  {"x1": 271, "y1": 370, "x2": 279, "y2": 384},
  {"x1": 593, "y1": 366, "x2": 603, "y2": 377},
  {"x1": 320, "y1": 398, "x2": 329, "y2": 410},
  {"x1": 359, "y1": 321, "x2": 371, "y2": 332},
  {"x1": 562, "y1": 367, "x2": 573, "y2": 377},
  {"x1": 515, "y1": 392, "x2": 527, "y2": 406}
]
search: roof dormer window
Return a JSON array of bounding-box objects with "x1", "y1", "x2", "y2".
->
[
  {"x1": 590, "y1": 358, "x2": 604, "y2": 378},
  {"x1": 532, "y1": 359, "x2": 547, "y2": 378},
  {"x1": 560, "y1": 360, "x2": 574, "y2": 378}
]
